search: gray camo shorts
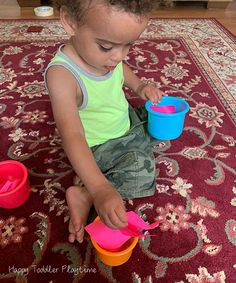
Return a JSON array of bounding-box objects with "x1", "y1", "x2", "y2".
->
[{"x1": 91, "y1": 105, "x2": 156, "y2": 199}]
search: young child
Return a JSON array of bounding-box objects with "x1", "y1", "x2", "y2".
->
[{"x1": 45, "y1": 0, "x2": 166, "y2": 243}]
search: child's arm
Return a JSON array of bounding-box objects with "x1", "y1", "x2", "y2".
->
[
  {"x1": 123, "y1": 62, "x2": 165, "y2": 103},
  {"x1": 46, "y1": 66, "x2": 128, "y2": 229}
]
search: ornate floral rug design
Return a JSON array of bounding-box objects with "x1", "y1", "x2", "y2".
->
[{"x1": 0, "y1": 18, "x2": 236, "y2": 283}]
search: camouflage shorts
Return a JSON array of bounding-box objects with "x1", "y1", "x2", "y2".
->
[{"x1": 91, "y1": 105, "x2": 156, "y2": 199}]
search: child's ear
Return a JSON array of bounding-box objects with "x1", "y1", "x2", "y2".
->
[{"x1": 60, "y1": 7, "x2": 77, "y2": 36}]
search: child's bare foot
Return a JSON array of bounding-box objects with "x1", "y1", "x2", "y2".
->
[{"x1": 66, "y1": 185, "x2": 93, "y2": 243}]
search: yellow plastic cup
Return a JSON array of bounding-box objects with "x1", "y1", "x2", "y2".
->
[{"x1": 90, "y1": 217, "x2": 138, "y2": 266}]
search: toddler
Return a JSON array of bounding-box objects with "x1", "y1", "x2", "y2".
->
[{"x1": 45, "y1": 0, "x2": 166, "y2": 243}]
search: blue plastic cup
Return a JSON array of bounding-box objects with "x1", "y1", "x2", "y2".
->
[{"x1": 145, "y1": 96, "x2": 190, "y2": 140}]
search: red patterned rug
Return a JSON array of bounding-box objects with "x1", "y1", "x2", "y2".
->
[{"x1": 0, "y1": 18, "x2": 236, "y2": 283}]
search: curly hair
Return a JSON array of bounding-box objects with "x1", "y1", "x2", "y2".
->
[{"x1": 53, "y1": 0, "x2": 171, "y2": 22}]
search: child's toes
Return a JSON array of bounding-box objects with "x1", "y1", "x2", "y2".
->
[
  {"x1": 68, "y1": 220, "x2": 77, "y2": 243},
  {"x1": 76, "y1": 226, "x2": 84, "y2": 243},
  {"x1": 68, "y1": 232, "x2": 76, "y2": 243}
]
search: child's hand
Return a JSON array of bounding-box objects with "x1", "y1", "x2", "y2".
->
[
  {"x1": 92, "y1": 184, "x2": 128, "y2": 229},
  {"x1": 136, "y1": 82, "x2": 166, "y2": 104}
]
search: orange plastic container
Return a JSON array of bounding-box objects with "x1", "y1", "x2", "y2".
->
[
  {"x1": 90, "y1": 217, "x2": 138, "y2": 266},
  {"x1": 0, "y1": 160, "x2": 30, "y2": 209}
]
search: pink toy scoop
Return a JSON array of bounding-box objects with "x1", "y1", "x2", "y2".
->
[
  {"x1": 150, "y1": 105, "x2": 175, "y2": 113},
  {"x1": 85, "y1": 211, "x2": 159, "y2": 251},
  {"x1": 0, "y1": 179, "x2": 20, "y2": 193}
]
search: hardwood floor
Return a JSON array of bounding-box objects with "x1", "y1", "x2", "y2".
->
[
  {"x1": 154, "y1": 2, "x2": 236, "y2": 36},
  {"x1": 1, "y1": 2, "x2": 236, "y2": 36}
]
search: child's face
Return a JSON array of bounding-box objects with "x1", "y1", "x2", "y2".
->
[{"x1": 69, "y1": 5, "x2": 148, "y2": 74}]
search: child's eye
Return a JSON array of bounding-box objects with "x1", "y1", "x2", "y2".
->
[{"x1": 99, "y1": 45, "x2": 113, "y2": 52}]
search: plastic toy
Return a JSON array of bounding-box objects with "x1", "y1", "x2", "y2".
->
[
  {"x1": 145, "y1": 96, "x2": 190, "y2": 140},
  {"x1": 86, "y1": 212, "x2": 159, "y2": 266},
  {"x1": 0, "y1": 160, "x2": 30, "y2": 208},
  {"x1": 85, "y1": 211, "x2": 159, "y2": 251}
]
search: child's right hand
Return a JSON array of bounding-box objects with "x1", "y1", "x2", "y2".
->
[{"x1": 92, "y1": 184, "x2": 128, "y2": 229}]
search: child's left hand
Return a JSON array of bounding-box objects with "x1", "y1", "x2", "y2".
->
[{"x1": 136, "y1": 82, "x2": 166, "y2": 104}]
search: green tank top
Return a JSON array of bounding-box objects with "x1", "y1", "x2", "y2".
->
[{"x1": 45, "y1": 46, "x2": 130, "y2": 147}]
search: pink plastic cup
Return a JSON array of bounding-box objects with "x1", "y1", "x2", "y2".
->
[{"x1": 0, "y1": 160, "x2": 30, "y2": 209}]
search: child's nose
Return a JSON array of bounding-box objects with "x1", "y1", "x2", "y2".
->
[{"x1": 111, "y1": 47, "x2": 127, "y2": 63}]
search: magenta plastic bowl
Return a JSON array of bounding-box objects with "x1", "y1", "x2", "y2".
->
[{"x1": 0, "y1": 160, "x2": 30, "y2": 209}]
